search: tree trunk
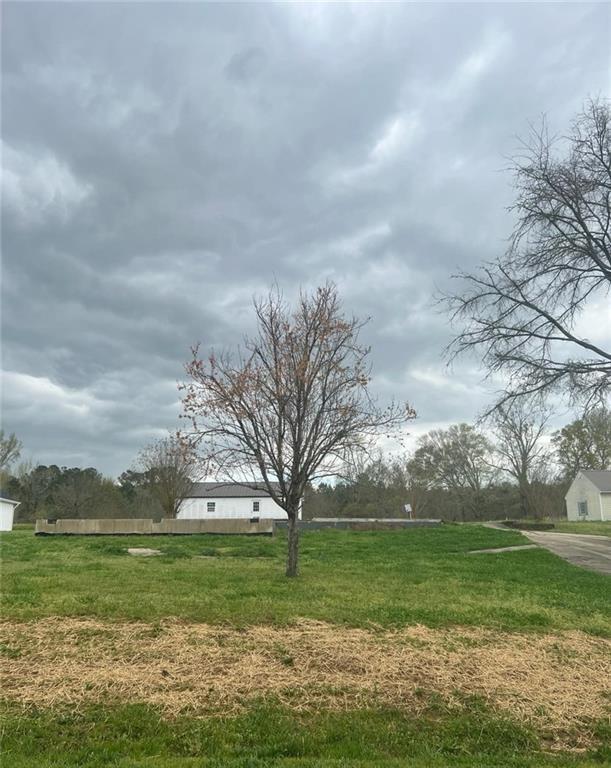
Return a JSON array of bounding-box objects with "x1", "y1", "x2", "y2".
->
[
  {"x1": 285, "y1": 512, "x2": 299, "y2": 577},
  {"x1": 518, "y1": 479, "x2": 530, "y2": 519}
]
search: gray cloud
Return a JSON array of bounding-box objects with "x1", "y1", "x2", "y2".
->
[
  {"x1": 225, "y1": 47, "x2": 267, "y2": 82},
  {"x1": 2, "y1": 2, "x2": 609, "y2": 475}
]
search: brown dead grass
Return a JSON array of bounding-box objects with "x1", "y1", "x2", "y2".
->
[{"x1": 1, "y1": 618, "x2": 609, "y2": 749}]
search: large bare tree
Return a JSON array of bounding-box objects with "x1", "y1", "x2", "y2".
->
[
  {"x1": 445, "y1": 100, "x2": 611, "y2": 411},
  {"x1": 489, "y1": 400, "x2": 551, "y2": 519},
  {"x1": 181, "y1": 283, "x2": 415, "y2": 576},
  {"x1": 135, "y1": 435, "x2": 196, "y2": 519},
  {"x1": 408, "y1": 424, "x2": 495, "y2": 494},
  {"x1": 0, "y1": 430, "x2": 22, "y2": 473}
]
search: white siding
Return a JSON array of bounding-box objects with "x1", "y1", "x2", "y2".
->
[
  {"x1": 0, "y1": 499, "x2": 17, "y2": 531},
  {"x1": 177, "y1": 496, "x2": 287, "y2": 520},
  {"x1": 601, "y1": 494, "x2": 611, "y2": 521},
  {"x1": 565, "y1": 474, "x2": 606, "y2": 521}
]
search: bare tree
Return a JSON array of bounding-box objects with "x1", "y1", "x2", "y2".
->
[
  {"x1": 390, "y1": 455, "x2": 431, "y2": 519},
  {"x1": 445, "y1": 100, "x2": 611, "y2": 411},
  {"x1": 8, "y1": 460, "x2": 54, "y2": 520},
  {"x1": 0, "y1": 430, "x2": 22, "y2": 472},
  {"x1": 135, "y1": 435, "x2": 196, "y2": 519},
  {"x1": 52, "y1": 468, "x2": 103, "y2": 518},
  {"x1": 407, "y1": 424, "x2": 496, "y2": 520},
  {"x1": 489, "y1": 400, "x2": 551, "y2": 519},
  {"x1": 409, "y1": 424, "x2": 495, "y2": 494},
  {"x1": 181, "y1": 283, "x2": 415, "y2": 576}
]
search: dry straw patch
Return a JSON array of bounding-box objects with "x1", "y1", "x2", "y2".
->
[{"x1": 1, "y1": 618, "x2": 609, "y2": 748}]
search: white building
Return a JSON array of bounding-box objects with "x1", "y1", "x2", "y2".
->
[
  {"x1": 177, "y1": 482, "x2": 298, "y2": 520},
  {"x1": 565, "y1": 470, "x2": 611, "y2": 521},
  {"x1": 0, "y1": 497, "x2": 20, "y2": 531}
]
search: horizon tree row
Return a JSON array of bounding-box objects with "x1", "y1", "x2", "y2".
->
[{"x1": 3, "y1": 405, "x2": 609, "y2": 524}]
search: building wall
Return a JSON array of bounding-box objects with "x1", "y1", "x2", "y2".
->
[
  {"x1": 178, "y1": 495, "x2": 287, "y2": 520},
  {"x1": 0, "y1": 500, "x2": 17, "y2": 531},
  {"x1": 565, "y1": 474, "x2": 605, "y2": 521},
  {"x1": 601, "y1": 493, "x2": 611, "y2": 521}
]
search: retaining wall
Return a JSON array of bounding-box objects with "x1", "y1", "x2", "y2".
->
[
  {"x1": 35, "y1": 518, "x2": 274, "y2": 536},
  {"x1": 274, "y1": 518, "x2": 442, "y2": 532},
  {"x1": 501, "y1": 520, "x2": 555, "y2": 531}
]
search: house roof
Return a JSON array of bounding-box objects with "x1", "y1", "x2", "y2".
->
[
  {"x1": 186, "y1": 482, "x2": 280, "y2": 499},
  {"x1": 0, "y1": 496, "x2": 21, "y2": 506},
  {"x1": 581, "y1": 470, "x2": 611, "y2": 493}
]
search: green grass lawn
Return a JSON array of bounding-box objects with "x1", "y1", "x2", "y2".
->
[
  {"x1": 3, "y1": 699, "x2": 609, "y2": 768},
  {"x1": 1, "y1": 525, "x2": 609, "y2": 633},
  {"x1": 551, "y1": 521, "x2": 611, "y2": 537},
  {"x1": 505, "y1": 519, "x2": 611, "y2": 537},
  {"x1": 1, "y1": 525, "x2": 609, "y2": 768}
]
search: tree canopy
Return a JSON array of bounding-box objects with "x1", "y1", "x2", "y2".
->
[
  {"x1": 552, "y1": 407, "x2": 611, "y2": 479},
  {"x1": 445, "y1": 100, "x2": 611, "y2": 410},
  {"x1": 181, "y1": 283, "x2": 415, "y2": 575}
]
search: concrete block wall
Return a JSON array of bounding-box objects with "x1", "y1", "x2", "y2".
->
[
  {"x1": 35, "y1": 518, "x2": 274, "y2": 536},
  {"x1": 274, "y1": 519, "x2": 442, "y2": 532}
]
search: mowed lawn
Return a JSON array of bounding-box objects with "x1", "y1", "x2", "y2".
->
[
  {"x1": 1, "y1": 525, "x2": 609, "y2": 632},
  {"x1": 551, "y1": 521, "x2": 611, "y2": 537},
  {"x1": 1, "y1": 525, "x2": 610, "y2": 768}
]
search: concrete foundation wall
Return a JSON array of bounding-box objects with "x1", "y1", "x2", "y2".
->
[
  {"x1": 274, "y1": 518, "x2": 442, "y2": 532},
  {"x1": 35, "y1": 517, "x2": 441, "y2": 535},
  {"x1": 35, "y1": 518, "x2": 274, "y2": 536}
]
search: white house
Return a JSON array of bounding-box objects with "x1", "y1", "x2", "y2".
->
[
  {"x1": 177, "y1": 482, "x2": 299, "y2": 520},
  {"x1": 0, "y1": 497, "x2": 20, "y2": 531},
  {"x1": 565, "y1": 470, "x2": 611, "y2": 521}
]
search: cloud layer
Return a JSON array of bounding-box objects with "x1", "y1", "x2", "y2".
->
[{"x1": 2, "y1": 2, "x2": 609, "y2": 475}]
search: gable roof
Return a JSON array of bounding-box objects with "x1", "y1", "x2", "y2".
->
[
  {"x1": 581, "y1": 470, "x2": 611, "y2": 493},
  {"x1": 0, "y1": 496, "x2": 20, "y2": 506},
  {"x1": 186, "y1": 482, "x2": 281, "y2": 499}
]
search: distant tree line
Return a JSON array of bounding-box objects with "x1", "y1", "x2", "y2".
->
[
  {"x1": 1, "y1": 406, "x2": 609, "y2": 523},
  {"x1": 4, "y1": 464, "x2": 158, "y2": 523},
  {"x1": 304, "y1": 453, "x2": 564, "y2": 522},
  {"x1": 1, "y1": 434, "x2": 192, "y2": 523},
  {"x1": 305, "y1": 406, "x2": 611, "y2": 522}
]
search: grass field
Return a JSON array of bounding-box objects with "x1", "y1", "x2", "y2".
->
[
  {"x1": 550, "y1": 521, "x2": 611, "y2": 537},
  {"x1": 1, "y1": 525, "x2": 609, "y2": 767}
]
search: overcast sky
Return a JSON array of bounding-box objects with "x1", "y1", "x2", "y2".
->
[{"x1": 2, "y1": 2, "x2": 609, "y2": 477}]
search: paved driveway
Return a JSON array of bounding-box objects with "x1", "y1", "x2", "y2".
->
[{"x1": 521, "y1": 531, "x2": 611, "y2": 575}]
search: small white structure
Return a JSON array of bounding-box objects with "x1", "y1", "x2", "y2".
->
[
  {"x1": 178, "y1": 482, "x2": 298, "y2": 521},
  {"x1": 0, "y1": 497, "x2": 20, "y2": 531},
  {"x1": 565, "y1": 470, "x2": 611, "y2": 521}
]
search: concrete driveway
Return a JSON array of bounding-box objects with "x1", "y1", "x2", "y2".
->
[{"x1": 521, "y1": 531, "x2": 611, "y2": 575}]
